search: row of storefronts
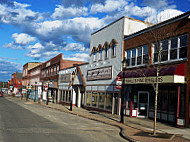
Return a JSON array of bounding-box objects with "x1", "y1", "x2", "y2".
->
[{"x1": 19, "y1": 11, "x2": 190, "y2": 128}]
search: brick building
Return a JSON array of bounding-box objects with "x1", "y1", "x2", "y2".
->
[
  {"x1": 8, "y1": 72, "x2": 22, "y2": 96},
  {"x1": 41, "y1": 53, "x2": 85, "y2": 103},
  {"x1": 122, "y1": 11, "x2": 190, "y2": 127}
]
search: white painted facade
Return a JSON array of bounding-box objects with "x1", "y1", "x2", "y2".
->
[{"x1": 58, "y1": 16, "x2": 148, "y2": 112}]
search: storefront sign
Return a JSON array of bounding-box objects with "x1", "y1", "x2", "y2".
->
[
  {"x1": 87, "y1": 66, "x2": 112, "y2": 81},
  {"x1": 124, "y1": 75, "x2": 185, "y2": 84},
  {"x1": 116, "y1": 76, "x2": 122, "y2": 89},
  {"x1": 59, "y1": 73, "x2": 72, "y2": 83}
]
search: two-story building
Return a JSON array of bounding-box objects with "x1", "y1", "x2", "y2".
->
[
  {"x1": 41, "y1": 53, "x2": 85, "y2": 103},
  {"x1": 58, "y1": 16, "x2": 149, "y2": 114},
  {"x1": 122, "y1": 11, "x2": 190, "y2": 127}
]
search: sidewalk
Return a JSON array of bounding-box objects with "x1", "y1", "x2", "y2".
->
[{"x1": 8, "y1": 96, "x2": 190, "y2": 142}]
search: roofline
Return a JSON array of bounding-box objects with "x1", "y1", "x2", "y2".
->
[
  {"x1": 23, "y1": 62, "x2": 40, "y2": 67},
  {"x1": 59, "y1": 63, "x2": 89, "y2": 72},
  {"x1": 124, "y1": 11, "x2": 190, "y2": 40}
]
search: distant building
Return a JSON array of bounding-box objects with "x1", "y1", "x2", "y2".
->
[{"x1": 8, "y1": 72, "x2": 23, "y2": 95}]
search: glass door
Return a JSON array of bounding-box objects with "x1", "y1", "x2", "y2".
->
[{"x1": 138, "y1": 91, "x2": 149, "y2": 117}]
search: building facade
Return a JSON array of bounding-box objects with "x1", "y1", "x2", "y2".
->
[
  {"x1": 122, "y1": 11, "x2": 190, "y2": 127},
  {"x1": 58, "y1": 16, "x2": 149, "y2": 114},
  {"x1": 41, "y1": 53, "x2": 85, "y2": 103},
  {"x1": 8, "y1": 72, "x2": 22, "y2": 96}
]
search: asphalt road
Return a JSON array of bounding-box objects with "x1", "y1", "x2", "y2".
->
[{"x1": 0, "y1": 97, "x2": 126, "y2": 142}]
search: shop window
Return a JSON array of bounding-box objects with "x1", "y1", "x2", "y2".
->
[
  {"x1": 62, "y1": 90, "x2": 65, "y2": 101},
  {"x1": 92, "y1": 92, "x2": 98, "y2": 107},
  {"x1": 86, "y1": 92, "x2": 91, "y2": 106},
  {"x1": 179, "y1": 85, "x2": 186, "y2": 118},
  {"x1": 106, "y1": 93, "x2": 113, "y2": 110},
  {"x1": 65, "y1": 91, "x2": 68, "y2": 102},
  {"x1": 68, "y1": 91, "x2": 71, "y2": 102},
  {"x1": 98, "y1": 92, "x2": 105, "y2": 109}
]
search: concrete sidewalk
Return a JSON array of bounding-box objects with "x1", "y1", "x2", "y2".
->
[{"x1": 8, "y1": 96, "x2": 190, "y2": 142}]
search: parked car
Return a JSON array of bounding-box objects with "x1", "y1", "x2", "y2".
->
[{"x1": 0, "y1": 91, "x2": 3, "y2": 97}]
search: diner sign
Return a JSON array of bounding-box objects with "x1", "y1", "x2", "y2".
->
[
  {"x1": 124, "y1": 75, "x2": 185, "y2": 84},
  {"x1": 87, "y1": 66, "x2": 112, "y2": 81}
]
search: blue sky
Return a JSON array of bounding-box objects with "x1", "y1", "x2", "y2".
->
[{"x1": 0, "y1": 0, "x2": 189, "y2": 81}]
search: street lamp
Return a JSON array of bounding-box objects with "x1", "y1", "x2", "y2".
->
[{"x1": 120, "y1": 57, "x2": 127, "y2": 123}]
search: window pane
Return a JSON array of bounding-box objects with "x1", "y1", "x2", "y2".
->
[
  {"x1": 180, "y1": 34, "x2": 188, "y2": 47},
  {"x1": 179, "y1": 47, "x2": 187, "y2": 58},
  {"x1": 137, "y1": 47, "x2": 142, "y2": 56},
  {"x1": 92, "y1": 92, "x2": 98, "y2": 107},
  {"x1": 143, "y1": 55, "x2": 149, "y2": 64},
  {"x1": 143, "y1": 45, "x2": 148, "y2": 55},
  {"x1": 170, "y1": 49, "x2": 177, "y2": 60},
  {"x1": 171, "y1": 37, "x2": 178, "y2": 49},
  {"x1": 127, "y1": 50, "x2": 131, "y2": 59},
  {"x1": 162, "y1": 40, "x2": 168, "y2": 51},
  {"x1": 98, "y1": 92, "x2": 105, "y2": 109},
  {"x1": 161, "y1": 51, "x2": 168, "y2": 61},
  {"x1": 126, "y1": 59, "x2": 130, "y2": 66},
  {"x1": 86, "y1": 92, "x2": 91, "y2": 106},
  {"x1": 137, "y1": 56, "x2": 142, "y2": 65},
  {"x1": 106, "y1": 93, "x2": 113, "y2": 110},
  {"x1": 154, "y1": 53, "x2": 158, "y2": 62},
  {"x1": 132, "y1": 49, "x2": 136, "y2": 58},
  {"x1": 132, "y1": 58, "x2": 135, "y2": 66}
]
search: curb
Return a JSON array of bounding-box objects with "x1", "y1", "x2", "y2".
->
[{"x1": 37, "y1": 103, "x2": 138, "y2": 142}]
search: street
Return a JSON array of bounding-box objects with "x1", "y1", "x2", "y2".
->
[{"x1": 0, "y1": 97, "x2": 126, "y2": 142}]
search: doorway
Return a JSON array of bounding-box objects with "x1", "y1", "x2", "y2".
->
[{"x1": 138, "y1": 91, "x2": 149, "y2": 117}]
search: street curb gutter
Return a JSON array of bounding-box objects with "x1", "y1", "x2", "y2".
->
[{"x1": 37, "y1": 103, "x2": 138, "y2": 142}]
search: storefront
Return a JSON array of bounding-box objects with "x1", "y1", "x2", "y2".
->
[{"x1": 119, "y1": 63, "x2": 186, "y2": 126}]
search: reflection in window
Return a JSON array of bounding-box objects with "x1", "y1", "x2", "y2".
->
[
  {"x1": 143, "y1": 45, "x2": 149, "y2": 64},
  {"x1": 106, "y1": 93, "x2": 113, "y2": 110},
  {"x1": 98, "y1": 92, "x2": 105, "y2": 109},
  {"x1": 131, "y1": 49, "x2": 136, "y2": 66},
  {"x1": 92, "y1": 92, "x2": 98, "y2": 107},
  {"x1": 86, "y1": 92, "x2": 91, "y2": 106},
  {"x1": 137, "y1": 47, "x2": 142, "y2": 65}
]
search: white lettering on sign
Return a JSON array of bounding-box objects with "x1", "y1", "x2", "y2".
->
[{"x1": 124, "y1": 75, "x2": 184, "y2": 84}]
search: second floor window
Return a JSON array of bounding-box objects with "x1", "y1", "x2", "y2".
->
[
  {"x1": 99, "y1": 50, "x2": 102, "y2": 60},
  {"x1": 93, "y1": 52, "x2": 96, "y2": 62},
  {"x1": 112, "y1": 44, "x2": 116, "y2": 57},
  {"x1": 153, "y1": 33, "x2": 188, "y2": 63},
  {"x1": 105, "y1": 46, "x2": 109, "y2": 59}
]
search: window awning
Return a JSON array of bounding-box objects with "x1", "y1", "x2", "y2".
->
[{"x1": 117, "y1": 63, "x2": 185, "y2": 84}]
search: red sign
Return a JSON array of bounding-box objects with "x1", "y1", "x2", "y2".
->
[
  {"x1": 115, "y1": 76, "x2": 122, "y2": 89},
  {"x1": 45, "y1": 86, "x2": 48, "y2": 92}
]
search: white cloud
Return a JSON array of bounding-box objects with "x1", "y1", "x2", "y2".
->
[
  {"x1": 12, "y1": 33, "x2": 36, "y2": 45},
  {"x1": 52, "y1": 5, "x2": 88, "y2": 19},
  {"x1": 145, "y1": 9, "x2": 184, "y2": 23},
  {"x1": 63, "y1": 43, "x2": 89, "y2": 52},
  {"x1": 64, "y1": 53, "x2": 89, "y2": 62},
  {"x1": 142, "y1": 0, "x2": 176, "y2": 10},
  {"x1": 91, "y1": 0, "x2": 127, "y2": 14}
]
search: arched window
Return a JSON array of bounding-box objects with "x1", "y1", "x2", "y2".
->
[
  {"x1": 110, "y1": 39, "x2": 118, "y2": 57},
  {"x1": 98, "y1": 44, "x2": 102, "y2": 61}
]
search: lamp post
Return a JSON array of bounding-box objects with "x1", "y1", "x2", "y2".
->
[
  {"x1": 46, "y1": 80, "x2": 50, "y2": 105},
  {"x1": 120, "y1": 58, "x2": 127, "y2": 123}
]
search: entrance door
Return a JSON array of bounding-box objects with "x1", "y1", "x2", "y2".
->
[{"x1": 138, "y1": 91, "x2": 149, "y2": 117}]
